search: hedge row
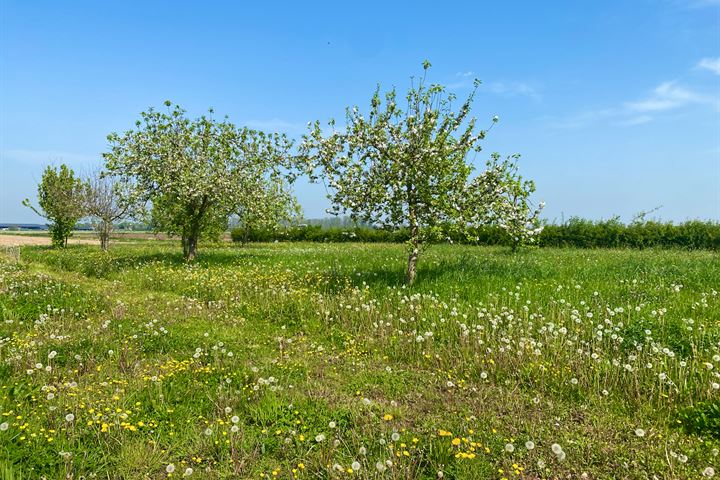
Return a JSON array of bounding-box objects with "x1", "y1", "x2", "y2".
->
[{"x1": 231, "y1": 218, "x2": 720, "y2": 250}]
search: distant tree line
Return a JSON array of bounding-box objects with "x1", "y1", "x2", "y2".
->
[{"x1": 231, "y1": 218, "x2": 720, "y2": 250}]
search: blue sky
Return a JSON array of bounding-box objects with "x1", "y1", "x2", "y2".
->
[{"x1": 1, "y1": 0, "x2": 719, "y2": 223}]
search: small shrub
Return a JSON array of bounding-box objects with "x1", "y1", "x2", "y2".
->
[
  {"x1": 675, "y1": 400, "x2": 720, "y2": 439},
  {"x1": 231, "y1": 219, "x2": 720, "y2": 250}
]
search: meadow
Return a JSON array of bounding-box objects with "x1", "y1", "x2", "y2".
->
[{"x1": 0, "y1": 241, "x2": 718, "y2": 479}]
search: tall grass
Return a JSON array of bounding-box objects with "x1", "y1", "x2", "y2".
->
[{"x1": 1, "y1": 242, "x2": 718, "y2": 478}]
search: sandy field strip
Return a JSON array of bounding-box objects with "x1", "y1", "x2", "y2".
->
[{"x1": 0, "y1": 234, "x2": 98, "y2": 246}]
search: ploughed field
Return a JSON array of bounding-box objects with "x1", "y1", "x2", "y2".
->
[{"x1": 0, "y1": 242, "x2": 718, "y2": 479}]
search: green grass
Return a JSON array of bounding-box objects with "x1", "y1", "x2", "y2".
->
[{"x1": 1, "y1": 242, "x2": 719, "y2": 479}]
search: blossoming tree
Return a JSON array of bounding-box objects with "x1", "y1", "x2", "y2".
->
[
  {"x1": 300, "y1": 62, "x2": 495, "y2": 284},
  {"x1": 233, "y1": 174, "x2": 302, "y2": 245},
  {"x1": 103, "y1": 101, "x2": 295, "y2": 260},
  {"x1": 463, "y1": 153, "x2": 544, "y2": 251}
]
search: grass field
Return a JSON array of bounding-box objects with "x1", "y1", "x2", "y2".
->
[{"x1": 0, "y1": 242, "x2": 719, "y2": 479}]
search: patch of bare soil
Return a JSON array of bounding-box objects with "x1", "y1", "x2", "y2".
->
[{"x1": 0, "y1": 234, "x2": 98, "y2": 246}]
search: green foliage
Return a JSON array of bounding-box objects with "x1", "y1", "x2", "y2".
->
[
  {"x1": 300, "y1": 62, "x2": 508, "y2": 284},
  {"x1": 2, "y1": 243, "x2": 719, "y2": 478},
  {"x1": 232, "y1": 219, "x2": 720, "y2": 250},
  {"x1": 103, "y1": 101, "x2": 296, "y2": 260},
  {"x1": 539, "y1": 218, "x2": 720, "y2": 250},
  {"x1": 676, "y1": 400, "x2": 720, "y2": 439},
  {"x1": 22, "y1": 164, "x2": 86, "y2": 248},
  {"x1": 233, "y1": 176, "x2": 302, "y2": 245}
]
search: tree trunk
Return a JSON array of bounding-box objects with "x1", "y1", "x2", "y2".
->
[
  {"x1": 100, "y1": 220, "x2": 110, "y2": 251},
  {"x1": 182, "y1": 225, "x2": 199, "y2": 261},
  {"x1": 405, "y1": 216, "x2": 420, "y2": 285},
  {"x1": 406, "y1": 241, "x2": 419, "y2": 285},
  {"x1": 181, "y1": 235, "x2": 189, "y2": 258},
  {"x1": 186, "y1": 234, "x2": 198, "y2": 261}
]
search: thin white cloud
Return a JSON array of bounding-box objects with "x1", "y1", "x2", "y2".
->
[
  {"x1": 625, "y1": 81, "x2": 708, "y2": 112},
  {"x1": 448, "y1": 72, "x2": 540, "y2": 99},
  {"x1": 447, "y1": 72, "x2": 477, "y2": 90},
  {"x1": 548, "y1": 109, "x2": 616, "y2": 129},
  {"x1": 485, "y1": 81, "x2": 541, "y2": 100},
  {"x1": 698, "y1": 57, "x2": 720, "y2": 75},
  {"x1": 552, "y1": 81, "x2": 718, "y2": 129}
]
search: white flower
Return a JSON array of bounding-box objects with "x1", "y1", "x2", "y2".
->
[
  {"x1": 375, "y1": 461, "x2": 386, "y2": 472},
  {"x1": 166, "y1": 464, "x2": 176, "y2": 473},
  {"x1": 65, "y1": 413, "x2": 75, "y2": 422},
  {"x1": 0, "y1": 422, "x2": 8, "y2": 431},
  {"x1": 48, "y1": 351, "x2": 57, "y2": 359},
  {"x1": 183, "y1": 467, "x2": 193, "y2": 476},
  {"x1": 703, "y1": 467, "x2": 715, "y2": 478},
  {"x1": 525, "y1": 441, "x2": 535, "y2": 450},
  {"x1": 231, "y1": 415, "x2": 239, "y2": 424},
  {"x1": 328, "y1": 421, "x2": 336, "y2": 428},
  {"x1": 391, "y1": 432, "x2": 400, "y2": 441},
  {"x1": 204, "y1": 428, "x2": 213, "y2": 436},
  {"x1": 315, "y1": 433, "x2": 325, "y2": 442},
  {"x1": 224, "y1": 407, "x2": 232, "y2": 414},
  {"x1": 505, "y1": 443, "x2": 515, "y2": 453},
  {"x1": 351, "y1": 461, "x2": 361, "y2": 471},
  {"x1": 634, "y1": 428, "x2": 645, "y2": 437},
  {"x1": 231, "y1": 425, "x2": 239, "y2": 433},
  {"x1": 551, "y1": 443, "x2": 563, "y2": 455}
]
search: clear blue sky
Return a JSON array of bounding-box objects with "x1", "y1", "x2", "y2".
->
[{"x1": 1, "y1": 0, "x2": 719, "y2": 223}]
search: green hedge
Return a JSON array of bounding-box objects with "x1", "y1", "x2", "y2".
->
[{"x1": 231, "y1": 218, "x2": 720, "y2": 250}]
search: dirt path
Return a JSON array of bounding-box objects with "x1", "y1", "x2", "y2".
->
[{"x1": 0, "y1": 234, "x2": 98, "y2": 246}]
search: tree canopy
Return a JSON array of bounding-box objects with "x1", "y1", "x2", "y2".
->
[
  {"x1": 103, "y1": 101, "x2": 296, "y2": 260},
  {"x1": 300, "y1": 62, "x2": 503, "y2": 284},
  {"x1": 23, "y1": 164, "x2": 86, "y2": 248}
]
